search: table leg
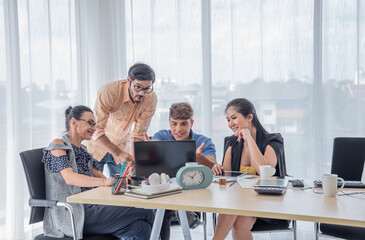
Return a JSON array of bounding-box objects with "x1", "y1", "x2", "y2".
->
[
  {"x1": 150, "y1": 208, "x2": 165, "y2": 240},
  {"x1": 177, "y1": 210, "x2": 192, "y2": 240}
]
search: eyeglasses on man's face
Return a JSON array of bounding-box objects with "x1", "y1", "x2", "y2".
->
[
  {"x1": 131, "y1": 80, "x2": 153, "y2": 94},
  {"x1": 79, "y1": 119, "x2": 96, "y2": 128}
]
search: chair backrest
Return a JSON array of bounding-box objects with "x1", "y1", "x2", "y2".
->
[
  {"x1": 20, "y1": 148, "x2": 45, "y2": 224},
  {"x1": 275, "y1": 150, "x2": 287, "y2": 178},
  {"x1": 331, "y1": 137, "x2": 365, "y2": 181},
  {"x1": 275, "y1": 137, "x2": 287, "y2": 178}
]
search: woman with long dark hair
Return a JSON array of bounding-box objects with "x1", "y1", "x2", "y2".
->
[{"x1": 212, "y1": 98, "x2": 286, "y2": 240}]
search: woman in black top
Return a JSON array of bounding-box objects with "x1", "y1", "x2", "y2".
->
[{"x1": 212, "y1": 98, "x2": 286, "y2": 240}]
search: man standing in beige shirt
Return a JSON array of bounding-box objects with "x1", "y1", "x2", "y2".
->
[{"x1": 86, "y1": 63, "x2": 157, "y2": 176}]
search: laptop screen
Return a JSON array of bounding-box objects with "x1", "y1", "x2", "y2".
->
[{"x1": 134, "y1": 140, "x2": 196, "y2": 178}]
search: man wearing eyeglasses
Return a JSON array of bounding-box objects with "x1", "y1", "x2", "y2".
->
[{"x1": 86, "y1": 63, "x2": 157, "y2": 177}]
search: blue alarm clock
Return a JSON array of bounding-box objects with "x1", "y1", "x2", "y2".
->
[{"x1": 176, "y1": 165, "x2": 213, "y2": 190}]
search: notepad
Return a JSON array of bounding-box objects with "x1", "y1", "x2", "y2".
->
[
  {"x1": 125, "y1": 186, "x2": 182, "y2": 199},
  {"x1": 238, "y1": 178, "x2": 257, "y2": 189},
  {"x1": 125, "y1": 189, "x2": 182, "y2": 199}
]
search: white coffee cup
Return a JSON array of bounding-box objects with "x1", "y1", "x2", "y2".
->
[
  {"x1": 322, "y1": 174, "x2": 345, "y2": 197},
  {"x1": 259, "y1": 165, "x2": 276, "y2": 179}
]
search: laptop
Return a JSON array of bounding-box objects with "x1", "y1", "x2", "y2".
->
[
  {"x1": 134, "y1": 140, "x2": 196, "y2": 178},
  {"x1": 253, "y1": 179, "x2": 289, "y2": 188}
]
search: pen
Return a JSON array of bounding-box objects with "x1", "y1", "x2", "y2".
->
[
  {"x1": 229, "y1": 179, "x2": 238, "y2": 187},
  {"x1": 229, "y1": 172, "x2": 248, "y2": 187}
]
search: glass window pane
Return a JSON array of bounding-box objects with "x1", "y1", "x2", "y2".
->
[
  {"x1": 16, "y1": 0, "x2": 77, "y2": 237},
  {"x1": 322, "y1": 0, "x2": 364, "y2": 172},
  {"x1": 211, "y1": 0, "x2": 314, "y2": 177},
  {"x1": 125, "y1": 0, "x2": 203, "y2": 134},
  {"x1": 0, "y1": 0, "x2": 7, "y2": 235}
]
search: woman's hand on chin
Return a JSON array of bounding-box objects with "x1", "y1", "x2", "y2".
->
[{"x1": 237, "y1": 128, "x2": 251, "y2": 142}]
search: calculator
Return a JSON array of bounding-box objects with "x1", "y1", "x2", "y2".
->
[{"x1": 254, "y1": 187, "x2": 287, "y2": 195}]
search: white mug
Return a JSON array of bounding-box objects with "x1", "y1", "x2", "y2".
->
[
  {"x1": 322, "y1": 174, "x2": 345, "y2": 197},
  {"x1": 259, "y1": 165, "x2": 276, "y2": 179}
]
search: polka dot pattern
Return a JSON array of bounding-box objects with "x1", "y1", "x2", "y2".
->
[{"x1": 42, "y1": 144, "x2": 98, "y2": 192}]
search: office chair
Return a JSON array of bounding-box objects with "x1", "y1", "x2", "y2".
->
[
  {"x1": 315, "y1": 137, "x2": 365, "y2": 240},
  {"x1": 20, "y1": 148, "x2": 118, "y2": 240},
  {"x1": 212, "y1": 138, "x2": 297, "y2": 240}
]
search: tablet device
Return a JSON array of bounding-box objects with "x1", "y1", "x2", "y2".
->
[
  {"x1": 213, "y1": 171, "x2": 247, "y2": 182},
  {"x1": 253, "y1": 179, "x2": 289, "y2": 188},
  {"x1": 214, "y1": 171, "x2": 246, "y2": 178}
]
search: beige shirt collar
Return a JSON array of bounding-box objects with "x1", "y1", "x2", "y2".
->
[{"x1": 122, "y1": 81, "x2": 132, "y2": 103}]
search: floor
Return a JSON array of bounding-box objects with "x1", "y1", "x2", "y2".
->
[
  {"x1": 24, "y1": 213, "x2": 339, "y2": 240},
  {"x1": 170, "y1": 214, "x2": 337, "y2": 240}
]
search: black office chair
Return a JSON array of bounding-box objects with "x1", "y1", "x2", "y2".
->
[
  {"x1": 212, "y1": 137, "x2": 297, "y2": 239},
  {"x1": 20, "y1": 148, "x2": 118, "y2": 240},
  {"x1": 315, "y1": 137, "x2": 365, "y2": 240}
]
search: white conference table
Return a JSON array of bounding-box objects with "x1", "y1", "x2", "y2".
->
[{"x1": 67, "y1": 182, "x2": 365, "y2": 239}]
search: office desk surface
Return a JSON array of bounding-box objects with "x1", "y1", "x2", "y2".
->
[{"x1": 67, "y1": 184, "x2": 365, "y2": 228}]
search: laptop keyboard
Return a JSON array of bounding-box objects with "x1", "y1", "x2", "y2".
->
[{"x1": 314, "y1": 180, "x2": 365, "y2": 188}]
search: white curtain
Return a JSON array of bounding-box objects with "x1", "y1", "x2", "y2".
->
[
  {"x1": 1, "y1": 0, "x2": 365, "y2": 239},
  {"x1": 2, "y1": 0, "x2": 79, "y2": 238},
  {"x1": 1, "y1": 0, "x2": 127, "y2": 238}
]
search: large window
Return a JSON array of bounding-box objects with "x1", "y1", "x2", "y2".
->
[
  {"x1": 211, "y1": 0, "x2": 314, "y2": 176},
  {"x1": 2, "y1": 0, "x2": 365, "y2": 238},
  {"x1": 125, "y1": 0, "x2": 317, "y2": 177},
  {"x1": 17, "y1": 0, "x2": 78, "y2": 145},
  {"x1": 125, "y1": 0, "x2": 365, "y2": 178},
  {"x1": 0, "y1": 0, "x2": 8, "y2": 236},
  {"x1": 125, "y1": 0, "x2": 203, "y2": 134},
  {"x1": 322, "y1": 0, "x2": 365, "y2": 170}
]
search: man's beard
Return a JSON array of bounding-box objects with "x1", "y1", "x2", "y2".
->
[{"x1": 134, "y1": 95, "x2": 144, "y2": 103}]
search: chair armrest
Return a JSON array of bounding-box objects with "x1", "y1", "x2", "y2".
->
[
  {"x1": 29, "y1": 199, "x2": 77, "y2": 240},
  {"x1": 29, "y1": 198, "x2": 58, "y2": 208}
]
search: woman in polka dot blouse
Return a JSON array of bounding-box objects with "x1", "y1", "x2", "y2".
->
[{"x1": 41, "y1": 105, "x2": 154, "y2": 239}]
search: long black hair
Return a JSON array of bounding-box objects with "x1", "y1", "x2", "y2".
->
[
  {"x1": 65, "y1": 105, "x2": 93, "y2": 131},
  {"x1": 225, "y1": 98, "x2": 267, "y2": 134}
]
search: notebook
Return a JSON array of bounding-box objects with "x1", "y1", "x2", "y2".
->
[
  {"x1": 125, "y1": 187, "x2": 182, "y2": 199},
  {"x1": 253, "y1": 179, "x2": 289, "y2": 188},
  {"x1": 134, "y1": 140, "x2": 196, "y2": 178}
]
